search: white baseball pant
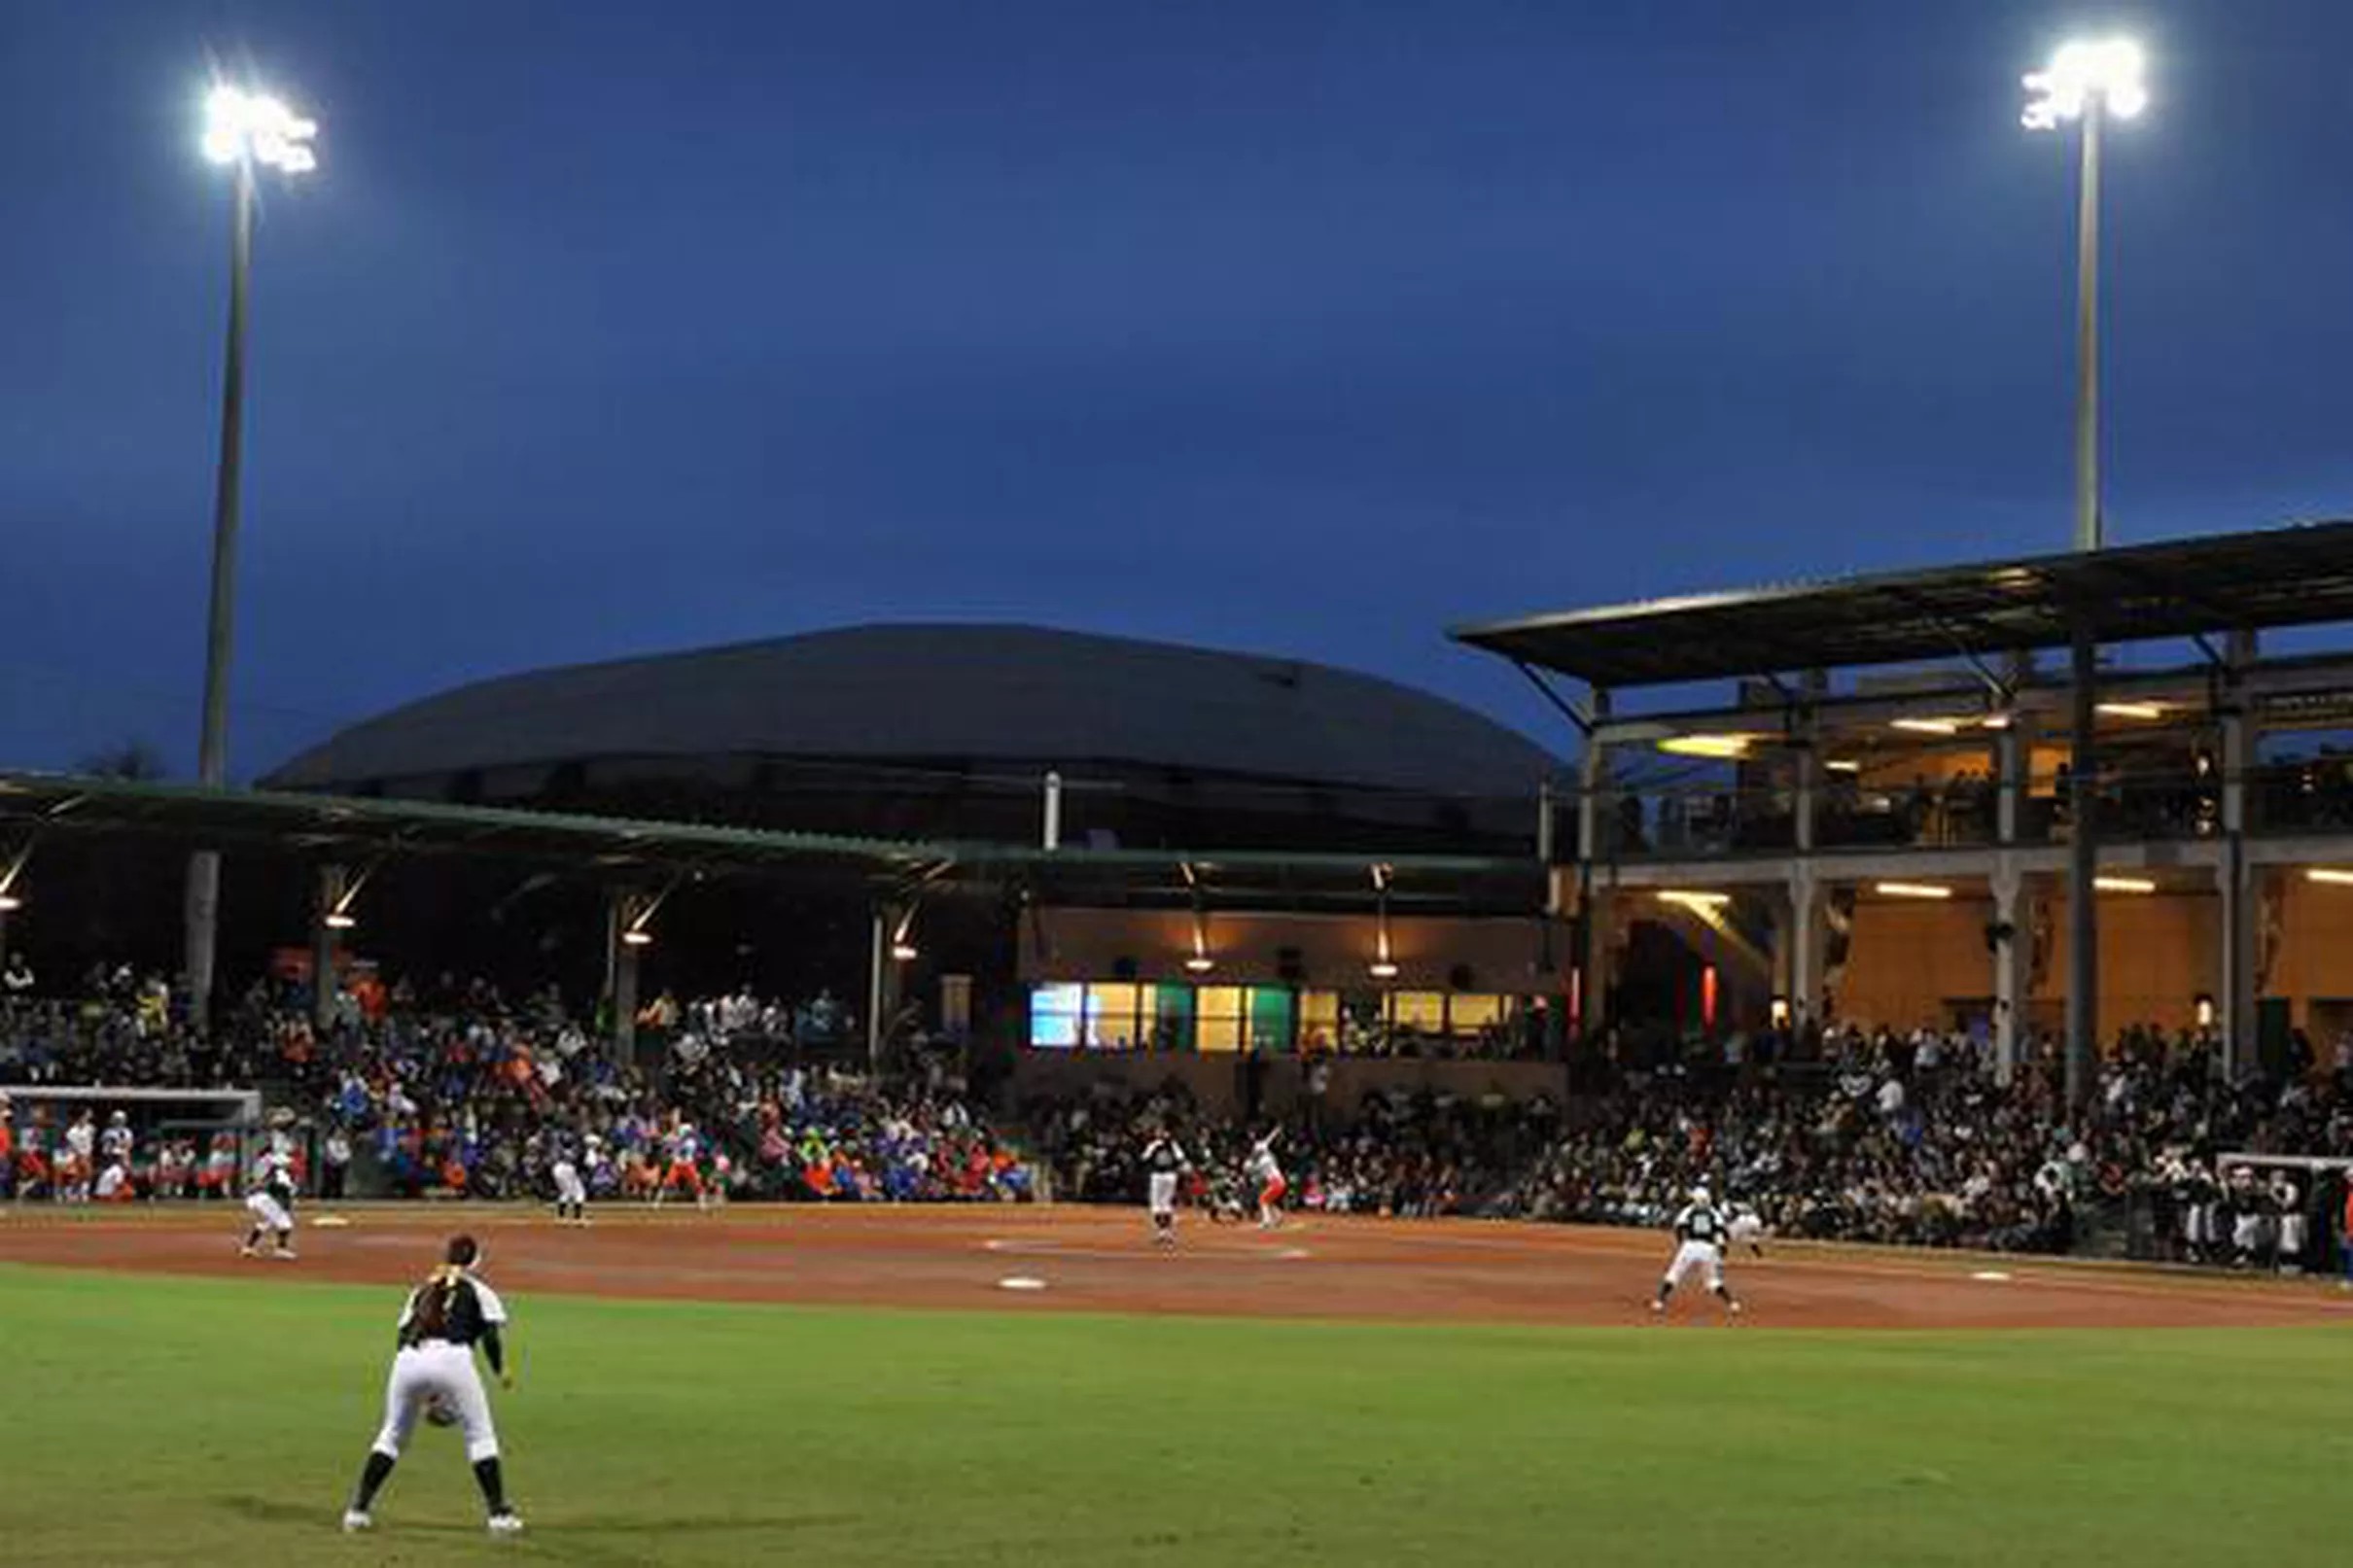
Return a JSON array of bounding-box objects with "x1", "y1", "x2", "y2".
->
[{"x1": 373, "y1": 1342, "x2": 501, "y2": 1463}]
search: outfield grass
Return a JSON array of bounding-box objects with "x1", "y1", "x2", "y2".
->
[{"x1": 2, "y1": 1262, "x2": 2346, "y2": 1566}]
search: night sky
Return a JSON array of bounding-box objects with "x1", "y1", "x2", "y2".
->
[{"x1": 6, "y1": 1, "x2": 2352, "y2": 778}]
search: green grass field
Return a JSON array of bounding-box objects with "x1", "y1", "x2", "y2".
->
[{"x1": 4, "y1": 1261, "x2": 2347, "y2": 1566}]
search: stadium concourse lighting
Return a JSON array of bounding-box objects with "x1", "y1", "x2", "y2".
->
[
  {"x1": 2093, "y1": 875, "x2": 2158, "y2": 894},
  {"x1": 183, "y1": 80, "x2": 320, "y2": 1034},
  {"x1": 0, "y1": 894, "x2": 19, "y2": 913},
  {"x1": 1656, "y1": 889, "x2": 1731, "y2": 913},
  {"x1": 1874, "y1": 882, "x2": 1954, "y2": 900},
  {"x1": 620, "y1": 927, "x2": 654, "y2": 948},
  {"x1": 2306, "y1": 868, "x2": 2353, "y2": 888},
  {"x1": 323, "y1": 911, "x2": 357, "y2": 930},
  {"x1": 1658, "y1": 733, "x2": 1756, "y2": 760},
  {"x1": 1183, "y1": 953, "x2": 1215, "y2": 975}
]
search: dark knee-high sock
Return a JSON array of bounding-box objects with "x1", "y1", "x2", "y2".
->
[
  {"x1": 473, "y1": 1457, "x2": 509, "y2": 1514},
  {"x1": 351, "y1": 1451, "x2": 397, "y2": 1511}
]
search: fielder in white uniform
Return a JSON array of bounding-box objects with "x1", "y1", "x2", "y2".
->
[
  {"x1": 241, "y1": 1148, "x2": 299, "y2": 1260},
  {"x1": 1141, "y1": 1132, "x2": 1190, "y2": 1249},
  {"x1": 550, "y1": 1136, "x2": 589, "y2": 1225},
  {"x1": 1651, "y1": 1185, "x2": 1742, "y2": 1316},
  {"x1": 1727, "y1": 1202, "x2": 1768, "y2": 1258},
  {"x1": 343, "y1": 1234, "x2": 523, "y2": 1536}
]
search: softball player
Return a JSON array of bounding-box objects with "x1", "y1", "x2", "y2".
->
[
  {"x1": 99, "y1": 1110, "x2": 134, "y2": 1170},
  {"x1": 1727, "y1": 1200, "x2": 1768, "y2": 1258},
  {"x1": 549, "y1": 1135, "x2": 589, "y2": 1225},
  {"x1": 1140, "y1": 1131, "x2": 1190, "y2": 1248},
  {"x1": 342, "y1": 1234, "x2": 523, "y2": 1536},
  {"x1": 1247, "y1": 1130, "x2": 1286, "y2": 1230},
  {"x1": 1651, "y1": 1185, "x2": 1743, "y2": 1317},
  {"x1": 240, "y1": 1146, "x2": 299, "y2": 1260}
]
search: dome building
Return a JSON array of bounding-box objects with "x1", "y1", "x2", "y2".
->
[{"x1": 268, "y1": 624, "x2": 1558, "y2": 854}]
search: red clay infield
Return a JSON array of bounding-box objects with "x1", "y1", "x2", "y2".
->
[{"x1": 3, "y1": 1203, "x2": 2348, "y2": 1330}]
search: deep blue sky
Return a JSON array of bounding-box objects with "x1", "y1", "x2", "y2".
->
[{"x1": 6, "y1": 1, "x2": 2352, "y2": 777}]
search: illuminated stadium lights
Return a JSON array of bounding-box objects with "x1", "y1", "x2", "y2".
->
[
  {"x1": 1369, "y1": 862, "x2": 1398, "y2": 981},
  {"x1": 2093, "y1": 875, "x2": 2158, "y2": 894},
  {"x1": 0, "y1": 894, "x2": 19, "y2": 913},
  {"x1": 185, "y1": 78, "x2": 320, "y2": 1028},
  {"x1": 1980, "y1": 713, "x2": 2015, "y2": 730},
  {"x1": 201, "y1": 86, "x2": 319, "y2": 173},
  {"x1": 619, "y1": 927, "x2": 653, "y2": 948},
  {"x1": 1658, "y1": 733, "x2": 1757, "y2": 759},
  {"x1": 2095, "y1": 701, "x2": 2167, "y2": 720},
  {"x1": 1656, "y1": 889, "x2": 1731, "y2": 913},
  {"x1": 2306, "y1": 868, "x2": 2353, "y2": 888},
  {"x1": 1891, "y1": 717, "x2": 1964, "y2": 736},
  {"x1": 889, "y1": 904, "x2": 921, "y2": 963},
  {"x1": 1874, "y1": 882, "x2": 1954, "y2": 900},
  {"x1": 1824, "y1": 758, "x2": 1862, "y2": 774},
  {"x1": 1183, "y1": 955, "x2": 1215, "y2": 975},
  {"x1": 2021, "y1": 38, "x2": 2149, "y2": 130},
  {"x1": 323, "y1": 911, "x2": 357, "y2": 930}
]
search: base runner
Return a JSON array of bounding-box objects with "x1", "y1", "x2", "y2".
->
[
  {"x1": 1650, "y1": 1184, "x2": 1743, "y2": 1317},
  {"x1": 342, "y1": 1234, "x2": 523, "y2": 1536}
]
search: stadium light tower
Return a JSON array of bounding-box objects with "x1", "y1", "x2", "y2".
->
[
  {"x1": 183, "y1": 84, "x2": 319, "y2": 1028},
  {"x1": 2023, "y1": 37, "x2": 2146, "y2": 1110},
  {"x1": 2022, "y1": 37, "x2": 2145, "y2": 553}
]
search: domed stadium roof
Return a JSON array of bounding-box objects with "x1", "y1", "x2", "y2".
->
[{"x1": 266, "y1": 624, "x2": 1559, "y2": 800}]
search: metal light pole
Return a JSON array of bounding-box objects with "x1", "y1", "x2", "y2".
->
[
  {"x1": 2024, "y1": 39, "x2": 2145, "y2": 1107},
  {"x1": 184, "y1": 87, "x2": 318, "y2": 1028}
]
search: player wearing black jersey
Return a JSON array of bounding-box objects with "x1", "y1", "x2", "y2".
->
[
  {"x1": 342, "y1": 1235, "x2": 524, "y2": 1536},
  {"x1": 1651, "y1": 1185, "x2": 1743, "y2": 1317},
  {"x1": 1141, "y1": 1131, "x2": 1190, "y2": 1248}
]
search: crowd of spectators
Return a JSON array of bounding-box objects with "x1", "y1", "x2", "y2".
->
[
  {"x1": 1018, "y1": 1020, "x2": 2353, "y2": 1269},
  {"x1": 1020, "y1": 1076, "x2": 1560, "y2": 1218},
  {"x1": 2, "y1": 961, "x2": 1029, "y2": 1207},
  {"x1": 8, "y1": 949, "x2": 2353, "y2": 1271}
]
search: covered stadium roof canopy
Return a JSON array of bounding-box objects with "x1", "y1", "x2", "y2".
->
[
  {"x1": 267, "y1": 623, "x2": 1558, "y2": 799},
  {"x1": 1450, "y1": 519, "x2": 2353, "y2": 689},
  {"x1": 0, "y1": 773, "x2": 1539, "y2": 913}
]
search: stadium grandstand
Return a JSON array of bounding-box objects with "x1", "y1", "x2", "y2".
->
[{"x1": 1453, "y1": 516, "x2": 2353, "y2": 1103}]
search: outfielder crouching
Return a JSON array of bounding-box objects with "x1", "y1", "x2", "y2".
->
[
  {"x1": 343, "y1": 1234, "x2": 524, "y2": 1536},
  {"x1": 1651, "y1": 1185, "x2": 1743, "y2": 1318}
]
